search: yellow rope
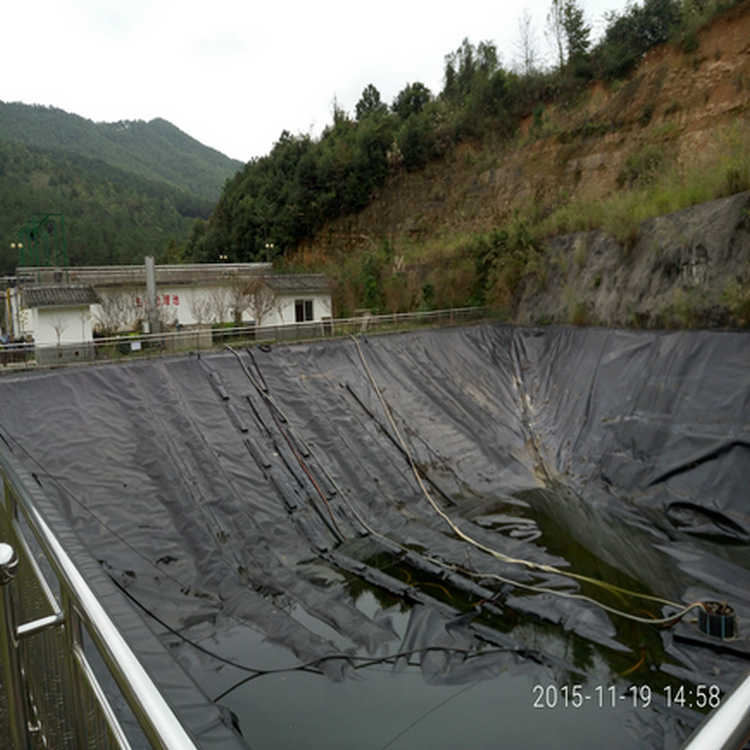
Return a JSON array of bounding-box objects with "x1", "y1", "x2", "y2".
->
[{"x1": 349, "y1": 334, "x2": 706, "y2": 627}]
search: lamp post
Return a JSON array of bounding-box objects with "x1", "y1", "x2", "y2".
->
[{"x1": 9, "y1": 242, "x2": 23, "y2": 267}]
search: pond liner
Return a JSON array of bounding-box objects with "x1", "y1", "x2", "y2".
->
[{"x1": 0, "y1": 324, "x2": 748, "y2": 749}]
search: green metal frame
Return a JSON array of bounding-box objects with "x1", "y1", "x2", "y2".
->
[{"x1": 15, "y1": 213, "x2": 69, "y2": 281}]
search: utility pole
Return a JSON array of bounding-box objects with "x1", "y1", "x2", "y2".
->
[{"x1": 145, "y1": 256, "x2": 160, "y2": 335}]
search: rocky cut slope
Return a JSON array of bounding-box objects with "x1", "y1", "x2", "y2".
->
[{"x1": 517, "y1": 191, "x2": 750, "y2": 327}]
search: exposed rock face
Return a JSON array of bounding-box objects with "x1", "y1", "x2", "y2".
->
[{"x1": 515, "y1": 192, "x2": 750, "y2": 327}]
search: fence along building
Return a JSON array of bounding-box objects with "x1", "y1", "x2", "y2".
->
[{"x1": 9, "y1": 263, "x2": 332, "y2": 343}]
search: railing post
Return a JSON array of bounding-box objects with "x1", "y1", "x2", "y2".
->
[
  {"x1": 0, "y1": 542, "x2": 32, "y2": 750},
  {"x1": 60, "y1": 591, "x2": 88, "y2": 749}
]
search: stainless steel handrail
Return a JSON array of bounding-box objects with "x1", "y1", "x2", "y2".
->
[
  {"x1": 0, "y1": 447, "x2": 200, "y2": 750},
  {"x1": 0, "y1": 542, "x2": 28, "y2": 750},
  {"x1": 678, "y1": 670, "x2": 750, "y2": 750}
]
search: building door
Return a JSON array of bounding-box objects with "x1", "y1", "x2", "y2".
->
[{"x1": 295, "y1": 299, "x2": 313, "y2": 323}]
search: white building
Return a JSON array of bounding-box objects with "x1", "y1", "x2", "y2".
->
[
  {"x1": 9, "y1": 264, "x2": 332, "y2": 341},
  {"x1": 19, "y1": 285, "x2": 101, "y2": 365}
]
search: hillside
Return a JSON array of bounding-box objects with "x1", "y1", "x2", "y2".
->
[
  {"x1": 0, "y1": 103, "x2": 246, "y2": 274},
  {"x1": 0, "y1": 102, "x2": 242, "y2": 202},
  {"x1": 0, "y1": 139, "x2": 210, "y2": 274},
  {"x1": 285, "y1": 1, "x2": 750, "y2": 326}
]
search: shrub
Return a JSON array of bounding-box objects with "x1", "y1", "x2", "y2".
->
[
  {"x1": 722, "y1": 280, "x2": 750, "y2": 326},
  {"x1": 618, "y1": 145, "x2": 666, "y2": 187},
  {"x1": 398, "y1": 111, "x2": 437, "y2": 172},
  {"x1": 478, "y1": 223, "x2": 545, "y2": 308}
]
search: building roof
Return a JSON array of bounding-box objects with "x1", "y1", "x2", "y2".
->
[
  {"x1": 17, "y1": 263, "x2": 273, "y2": 287},
  {"x1": 23, "y1": 285, "x2": 101, "y2": 309},
  {"x1": 265, "y1": 274, "x2": 330, "y2": 294},
  {"x1": 15, "y1": 266, "x2": 331, "y2": 298}
]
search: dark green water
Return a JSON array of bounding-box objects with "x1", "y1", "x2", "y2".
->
[
  {"x1": 214, "y1": 583, "x2": 704, "y2": 750},
  {"x1": 221, "y1": 650, "x2": 696, "y2": 750}
]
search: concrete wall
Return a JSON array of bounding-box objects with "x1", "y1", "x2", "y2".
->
[
  {"x1": 31, "y1": 305, "x2": 96, "y2": 365},
  {"x1": 32, "y1": 306, "x2": 94, "y2": 347}
]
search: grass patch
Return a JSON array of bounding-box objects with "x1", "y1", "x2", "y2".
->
[{"x1": 541, "y1": 123, "x2": 750, "y2": 245}]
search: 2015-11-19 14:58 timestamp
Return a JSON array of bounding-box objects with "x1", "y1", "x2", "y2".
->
[{"x1": 532, "y1": 683, "x2": 722, "y2": 710}]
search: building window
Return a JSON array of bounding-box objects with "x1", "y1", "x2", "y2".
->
[{"x1": 295, "y1": 299, "x2": 313, "y2": 322}]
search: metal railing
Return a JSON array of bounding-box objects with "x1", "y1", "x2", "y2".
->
[
  {"x1": 678, "y1": 669, "x2": 750, "y2": 750},
  {"x1": 1, "y1": 306, "x2": 500, "y2": 370},
  {"x1": 0, "y1": 447, "x2": 200, "y2": 750}
]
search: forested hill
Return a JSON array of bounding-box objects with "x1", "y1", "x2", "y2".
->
[
  {"x1": 0, "y1": 101, "x2": 246, "y2": 275},
  {"x1": 0, "y1": 137, "x2": 211, "y2": 274},
  {"x1": 0, "y1": 102, "x2": 242, "y2": 202}
]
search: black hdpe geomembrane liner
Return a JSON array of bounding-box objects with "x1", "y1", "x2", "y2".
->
[{"x1": 1, "y1": 324, "x2": 748, "y2": 749}]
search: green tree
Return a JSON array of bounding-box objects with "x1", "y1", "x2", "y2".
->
[
  {"x1": 392, "y1": 82, "x2": 432, "y2": 119},
  {"x1": 547, "y1": 0, "x2": 591, "y2": 71},
  {"x1": 440, "y1": 38, "x2": 512, "y2": 140},
  {"x1": 355, "y1": 84, "x2": 388, "y2": 121},
  {"x1": 592, "y1": 0, "x2": 682, "y2": 80},
  {"x1": 443, "y1": 38, "x2": 500, "y2": 104},
  {"x1": 563, "y1": 0, "x2": 592, "y2": 69},
  {"x1": 398, "y1": 111, "x2": 436, "y2": 171},
  {"x1": 443, "y1": 39, "x2": 502, "y2": 101}
]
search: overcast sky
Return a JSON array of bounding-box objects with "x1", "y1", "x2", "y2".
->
[{"x1": 3, "y1": 0, "x2": 629, "y2": 164}]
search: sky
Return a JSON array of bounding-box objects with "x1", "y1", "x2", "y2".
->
[{"x1": 2, "y1": 0, "x2": 630, "y2": 164}]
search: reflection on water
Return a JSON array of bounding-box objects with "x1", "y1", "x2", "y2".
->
[
  {"x1": 212, "y1": 570, "x2": 704, "y2": 750},
  {"x1": 221, "y1": 658, "x2": 694, "y2": 750}
]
